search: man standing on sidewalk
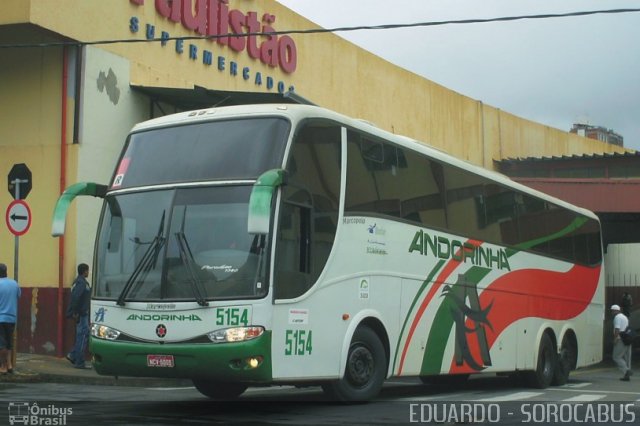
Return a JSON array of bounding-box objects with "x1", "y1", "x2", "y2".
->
[
  {"x1": 611, "y1": 304, "x2": 632, "y2": 381},
  {"x1": 0, "y1": 263, "x2": 20, "y2": 374},
  {"x1": 66, "y1": 263, "x2": 91, "y2": 369}
]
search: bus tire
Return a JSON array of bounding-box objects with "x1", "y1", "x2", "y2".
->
[
  {"x1": 552, "y1": 335, "x2": 576, "y2": 386},
  {"x1": 321, "y1": 326, "x2": 387, "y2": 402},
  {"x1": 192, "y1": 379, "x2": 248, "y2": 399},
  {"x1": 526, "y1": 333, "x2": 556, "y2": 389}
]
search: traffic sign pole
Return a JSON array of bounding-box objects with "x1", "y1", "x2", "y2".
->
[
  {"x1": 13, "y1": 183, "x2": 20, "y2": 277},
  {"x1": 6, "y1": 164, "x2": 31, "y2": 371},
  {"x1": 10, "y1": 183, "x2": 21, "y2": 371}
]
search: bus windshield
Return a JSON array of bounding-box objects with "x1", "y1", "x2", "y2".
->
[
  {"x1": 112, "y1": 117, "x2": 290, "y2": 189},
  {"x1": 95, "y1": 185, "x2": 268, "y2": 302}
]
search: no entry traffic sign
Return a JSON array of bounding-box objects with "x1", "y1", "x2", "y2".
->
[{"x1": 6, "y1": 199, "x2": 32, "y2": 236}]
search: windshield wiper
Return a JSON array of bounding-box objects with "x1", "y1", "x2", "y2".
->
[
  {"x1": 174, "y1": 231, "x2": 209, "y2": 307},
  {"x1": 116, "y1": 211, "x2": 166, "y2": 306}
]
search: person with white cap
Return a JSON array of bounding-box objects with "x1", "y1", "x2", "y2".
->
[{"x1": 611, "y1": 304, "x2": 632, "y2": 381}]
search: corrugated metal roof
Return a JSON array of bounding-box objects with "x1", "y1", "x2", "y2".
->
[
  {"x1": 513, "y1": 178, "x2": 640, "y2": 213},
  {"x1": 497, "y1": 151, "x2": 640, "y2": 164}
]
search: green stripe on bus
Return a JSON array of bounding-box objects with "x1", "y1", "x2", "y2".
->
[
  {"x1": 512, "y1": 216, "x2": 588, "y2": 252},
  {"x1": 391, "y1": 259, "x2": 445, "y2": 373},
  {"x1": 420, "y1": 266, "x2": 491, "y2": 375}
]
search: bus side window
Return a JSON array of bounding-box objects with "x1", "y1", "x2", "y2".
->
[{"x1": 345, "y1": 132, "x2": 448, "y2": 230}]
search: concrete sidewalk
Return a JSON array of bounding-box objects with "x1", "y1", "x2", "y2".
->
[{"x1": 1, "y1": 353, "x2": 191, "y2": 387}]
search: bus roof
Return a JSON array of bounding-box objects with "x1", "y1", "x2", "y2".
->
[{"x1": 130, "y1": 104, "x2": 599, "y2": 221}]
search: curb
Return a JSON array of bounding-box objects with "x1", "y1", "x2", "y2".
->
[
  {"x1": 1, "y1": 369, "x2": 193, "y2": 387},
  {"x1": 0, "y1": 370, "x2": 41, "y2": 384},
  {"x1": 36, "y1": 372, "x2": 194, "y2": 387},
  {"x1": 8, "y1": 353, "x2": 193, "y2": 388}
]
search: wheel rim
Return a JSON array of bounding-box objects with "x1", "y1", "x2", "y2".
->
[{"x1": 346, "y1": 343, "x2": 374, "y2": 388}]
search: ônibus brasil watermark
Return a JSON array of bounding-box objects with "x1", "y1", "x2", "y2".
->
[{"x1": 7, "y1": 402, "x2": 72, "y2": 426}]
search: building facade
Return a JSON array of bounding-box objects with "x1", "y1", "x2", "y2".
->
[
  {"x1": 570, "y1": 123, "x2": 624, "y2": 147},
  {"x1": 0, "y1": 0, "x2": 630, "y2": 355}
]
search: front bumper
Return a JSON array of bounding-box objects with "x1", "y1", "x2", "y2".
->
[{"x1": 90, "y1": 331, "x2": 272, "y2": 383}]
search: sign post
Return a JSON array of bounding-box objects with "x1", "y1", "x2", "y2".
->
[{"x1": 6, "y1": 163, "x2": 32, "y2": 371}]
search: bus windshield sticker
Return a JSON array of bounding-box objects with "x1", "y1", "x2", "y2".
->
[{"x1": 112, "y1": 157, "x2": 130, "y2": 187}]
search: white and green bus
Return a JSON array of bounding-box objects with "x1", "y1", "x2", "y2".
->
[{"x1": 52, "y1": 104, "x2": 604, "y2": 401}]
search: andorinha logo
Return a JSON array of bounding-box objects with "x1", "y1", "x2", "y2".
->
[
  {"x1": 7, "y1": 402, "x2": 72, "y2": 425},
  {"x1": 408, "y1": 230, "x2": 511, "y2": 271},
  {"x1": 126, "y1": 314, "x2": 202, "y2": 321}
]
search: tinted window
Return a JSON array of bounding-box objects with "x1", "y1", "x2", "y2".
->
[
  {"x1": 343, "y1": 129, "x2": 601, "y2": 266},
  {"x1": 113, "y1": 118, "x2": 290, "y2": 188},
  {"x1": 399, "y1": 152, "x2": 447, "y2": 228},
  {"x1": 345, "y1": 131, "x2": 447, "y2": 228},
  {"x1": 443, "y1": 166, "x2": 485, "y2": 238}
]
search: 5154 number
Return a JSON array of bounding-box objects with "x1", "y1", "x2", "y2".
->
[
  {"x1": 285, "y1": 329, "x2": 313, "y2": 356},
  {"x1": 215, "y1": 307, "x2": 248, "y2": 326}
]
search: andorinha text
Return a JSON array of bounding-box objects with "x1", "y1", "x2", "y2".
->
[
  {"x1": 409, "y1": 230, "x2": 511, "y2": 271},
  {"x1": 127, "y1": 314, "x2": 202, "y2": 321}
]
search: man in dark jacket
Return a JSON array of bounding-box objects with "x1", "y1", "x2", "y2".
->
[{"x1": 66, "y1": 263, "x2": 91, "y2": 369}]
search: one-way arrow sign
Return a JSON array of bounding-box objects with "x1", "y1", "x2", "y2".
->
[{"x1": 6, "y1": 199, "x2": 32, "y2": 236}]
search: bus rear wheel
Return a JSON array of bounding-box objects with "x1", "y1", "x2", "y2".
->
[
  {"x1": 192, "y1": 379, "x2": 248, "y2": 399},
  {"x1": 552, "y1": 335, "x2": 577, "y2": 386},
  {"x1": 526, "y1": 333, "x2": 556, "y2": 389},
  {"x1": 322, "y1": 326, "x2": 386, "y2": 402}
]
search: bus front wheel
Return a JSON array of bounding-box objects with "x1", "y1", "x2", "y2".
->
[
  {"x1": 192, "y1": 379, "x2": 248, "y2": 399},
  {"x1": 526, "y1": 333, "x2": 556, "y2": 389},
  {"x1": 322, "y1": 326, "x2": 387, "y2": 402}
]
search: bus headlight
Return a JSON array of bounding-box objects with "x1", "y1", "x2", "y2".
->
[
  {"x1": 91, "y1": 324, "x2": 121, "y2": 341},
  {"x1": 207, "y1": 326, "x2": 264, "y2": 343}
]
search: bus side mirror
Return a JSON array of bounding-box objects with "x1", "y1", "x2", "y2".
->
[
  {"x1": 248, "y1": 169, "x2": 287, "y2": 235},
  {"x1": 51, "y1": 182, "x2": 107, "y2": 237}
]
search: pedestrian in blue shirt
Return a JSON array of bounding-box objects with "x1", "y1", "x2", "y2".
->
[
  {"x1": 66, "y1": 263, "x2": 92, "y2": 369},
  {"x1": 0, "y1": 263, "x2": 20, "y2": 374}
]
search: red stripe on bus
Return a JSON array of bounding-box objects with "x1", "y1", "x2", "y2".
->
[{"x1": 448, "y1": 264, "x2": 601, "y2": 374}]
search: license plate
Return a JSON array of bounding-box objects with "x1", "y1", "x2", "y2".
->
[{"x1": 147, "y1": 354, "x2": 174, "y2": 368}]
